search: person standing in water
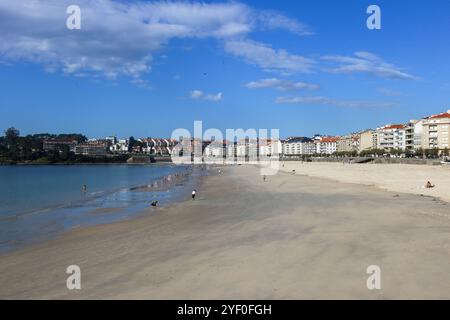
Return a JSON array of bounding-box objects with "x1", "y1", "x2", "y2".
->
[
  {"x1": 192, "y1": 189, "x2": 196, "y2": 200},
  {"x1": 82, "y1": 184, "x2": 87, "y2": 193}
]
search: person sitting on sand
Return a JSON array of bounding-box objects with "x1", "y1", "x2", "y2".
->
[
  {"x1": 192, "y1": 189, "x2": 196, "y2": 200},
  {"x1": 425, "y1": 181, "x2": 435, "y2": 188}
]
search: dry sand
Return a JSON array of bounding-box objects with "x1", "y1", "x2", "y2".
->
[
  {"x1": 280, "y1": 161, "x2": 450, "y2": 202},
  {"x1": 0, "y1": 164, "x2": 449, "y2": 299}
]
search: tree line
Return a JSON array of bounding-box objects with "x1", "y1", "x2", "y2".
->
[{"x1": 0, "y1": 127, "x2": 128, "y2": 164}]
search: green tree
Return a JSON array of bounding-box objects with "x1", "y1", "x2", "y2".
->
[{"x1": 4, "y1": 127, "x2": 20, "y2": 147}]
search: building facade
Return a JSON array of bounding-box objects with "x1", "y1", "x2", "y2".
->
[
  {"x1": 358, "y1": 130, "x2": 377, "y2": 152},
  {"x1": 74, "y1": 141, "x2": 109, "y2": 156},
  {"x1": 282, "y1": 137, "x2": 315, "y2": 156},
  {"x1": 315, "y1": 136, "x2": 339, "y2": 155},
  {"x1": 376, "y1": 124, "x2": 406, "y2": 151},
  {"x1": 421, "y1": 110, "x2": 450, "y2": 150},
  {"x1": 43, "y1": 139, "x2": 78, "y2": 152},
  {"x1": 337, "y1": 134, "x2": 360, "y2": 153}
]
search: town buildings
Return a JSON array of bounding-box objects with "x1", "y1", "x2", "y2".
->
[
  {"x1": 315, "y1": 136, "x2": 339, "y2": 155},
  {"x1": 337, "y1": 134, "x2": 359, "y2": 153},
  {"x1": 36, "y1": 108, "x2": 450, "y2": 159},
  {"x1": 43, "y1": 139, "x2": 78, "y2": 152},
  {"x1": 421, "y1": 110, "x2": 450, "y2": 150},
  {"x1": 358, "y1": 130, "x2": 377, "y2": 152},
  {"x1": 282, "y1": 137, "x2": 316, "y2": 156},
  {"x1": 74, "y1": 141, "x2": 109, "y2": 156},
  {"x1": 141, "y1": 138, "x2": 177, "y2": 156},
  {"x1": 376, "y1": 124, "x2": 406, "y2": 151}
]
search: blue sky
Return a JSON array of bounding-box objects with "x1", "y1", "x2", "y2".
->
[{"x1": 0, "y1": 0, "x2": 449, "y2": 138}]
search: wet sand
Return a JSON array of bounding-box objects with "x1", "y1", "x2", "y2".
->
[{"x1": 0, "y1": 165, "x2": 449, "y2": 299}]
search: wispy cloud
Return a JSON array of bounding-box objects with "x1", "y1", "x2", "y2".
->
[
  {"x1": 258, "y1": 10, "x2": 313, "y2": 36},
  {"x1": 245, "y1": 78, "x2": 319, "y2": 91},
  {"x1": 321, "y1": 52, "x2": 419, "y2": 80},
  {"x1": 0, "y1": 0, "x2": 311, "y2": 85},
  {"x1": 190, "y1": 90, "x2": 223, "y2": 102},
  {"x1": 275, "y1": 95, "x2": 397, "y2": 109},
  {"x1": 224, "y1": 40, "x2": 315, "y2": 74}
]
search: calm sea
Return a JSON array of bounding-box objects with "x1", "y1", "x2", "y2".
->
[{"x1": 0, "y1": 164, "x2": 199, "y2": 253}]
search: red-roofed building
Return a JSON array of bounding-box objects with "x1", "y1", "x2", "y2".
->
[
  {"x1": 315, "y1": 136, "x2": 339, "y2": 154},
  {"x1": 376, "y1": 124, "x2": 407, "y2": 150},
  {"x1": 422, "y1": 110, "x2": 450, "y2": 150}
]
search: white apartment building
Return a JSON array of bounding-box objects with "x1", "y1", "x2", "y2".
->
[
  {"x1": 411, "y1": 119, "x2": 425, "y2": 150},
  {"x1": 422, "y1": 110, "x2": 450, "y2": 150},
  {"x1": 282, "y1": 137, "x2": 315, "y2": 156},
  {"x1": 204, "y1": 141, "x2": 225, "y2": 158},
  {"x1": 110, "y1": 139, "x2": 129, "y2": 153},
  {"x1": 376, "y1": 124, "x2": 406, "y2": 151},
  {"x1": 226, "y1": 142, "x2": 237, "y2": 160},
  {"x1": 315, "y1": 136, "x2": 339, "y2": 155},
  {"x1": 236, "y1": 139, "x2": 258, "y2": 160},
  {"x1": 259, "y1": 139, "x2": 282, "y2": 158}
]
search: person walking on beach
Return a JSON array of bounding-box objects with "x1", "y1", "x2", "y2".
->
[{"x1": 192, "y1": 189, "x2": 196, "y2": 200}]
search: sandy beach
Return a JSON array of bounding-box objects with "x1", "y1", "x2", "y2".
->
[
  {"x1": 0, "y1": 164, "x2": 449, "y2": 299},
  {"x1": 280, "y1": 161, "x2": 450, "y2": 203}
]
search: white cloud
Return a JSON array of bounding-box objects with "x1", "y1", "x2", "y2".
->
[
  {"x1": 321, "y1": 51, "x2": 419, "y2": 80},
  {"x1": 190, "y1": 90, "x2": 223, "y2": 102},
  {"x1": 275, "y1": 95, "x2": 397, "y2": 109},
  {"x1": 0, "y1": 0, "x2": 312, "y2": 85},
  {"x1": 258, "y1": 10, "x2": 313, "y2": 36},
  {"x1": 245, "y1": 78, "x2": 319, "y2": 91},
  {"x1": 224, "y1": 40, "x2": 315, "y2": 74}
]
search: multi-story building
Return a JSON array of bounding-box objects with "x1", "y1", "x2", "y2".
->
[
  {"x1": 315, "y1": 136, "x2": 339, "y2": 155},
  {"x1": 204, "y1": 140, "x2": 226, "y2": 158},
  {"x1": 404, "y1": 121, "x2": 416, "y2": 152},
  {"x1": 141, "y1": 138, "x2": 177, "y2": 155},
  {"x1": 376, "y1": 124, "x2": 406, "y2": 151},
  {"x1": 282, "y1": 137, "x2": 315, "y2": 156},
  {"x1": 105, "y1": 136, "x2": 117, "y2": 145},
  {"x1": 258, "y1": 139, "x2": 282, "y2": 158},
  {"x1": 358, "y1": 130, "x2": 377, "y2": 152},
  {"x1": 43, "y1": 139, "x2": 78, "y2": 152},
  {"x1": 110, "y1": 139, "x2": 129, "y2": 153},
  {"x1": 226, "y1": 141, "x2": 238, "y2": 161},
  {"x1": 422, "y1": 110, "x2": 450, "y2": 150},
  {"x1": 236, "y1": 138, "x2": 258, "y2": 160},
  {"x1": 74, "y1": 141, "x2": 109, "y2": 156},
  {"x1": 337, "y1": 134, "x2": 360, "y2": 153},
  {"x1": 413, "y1": 119, "x2": 425, "y2": 151}
]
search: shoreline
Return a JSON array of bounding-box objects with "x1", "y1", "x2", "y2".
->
[
  {"x1": 0, "y1": 164, "x2": 207, "y2": 254},
  {"x1": 0, "y1": 161, "x2": 169, "y2": 166},
  {"x1": 1, "y1": 164, "x2": 449, "y2": 299}
]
